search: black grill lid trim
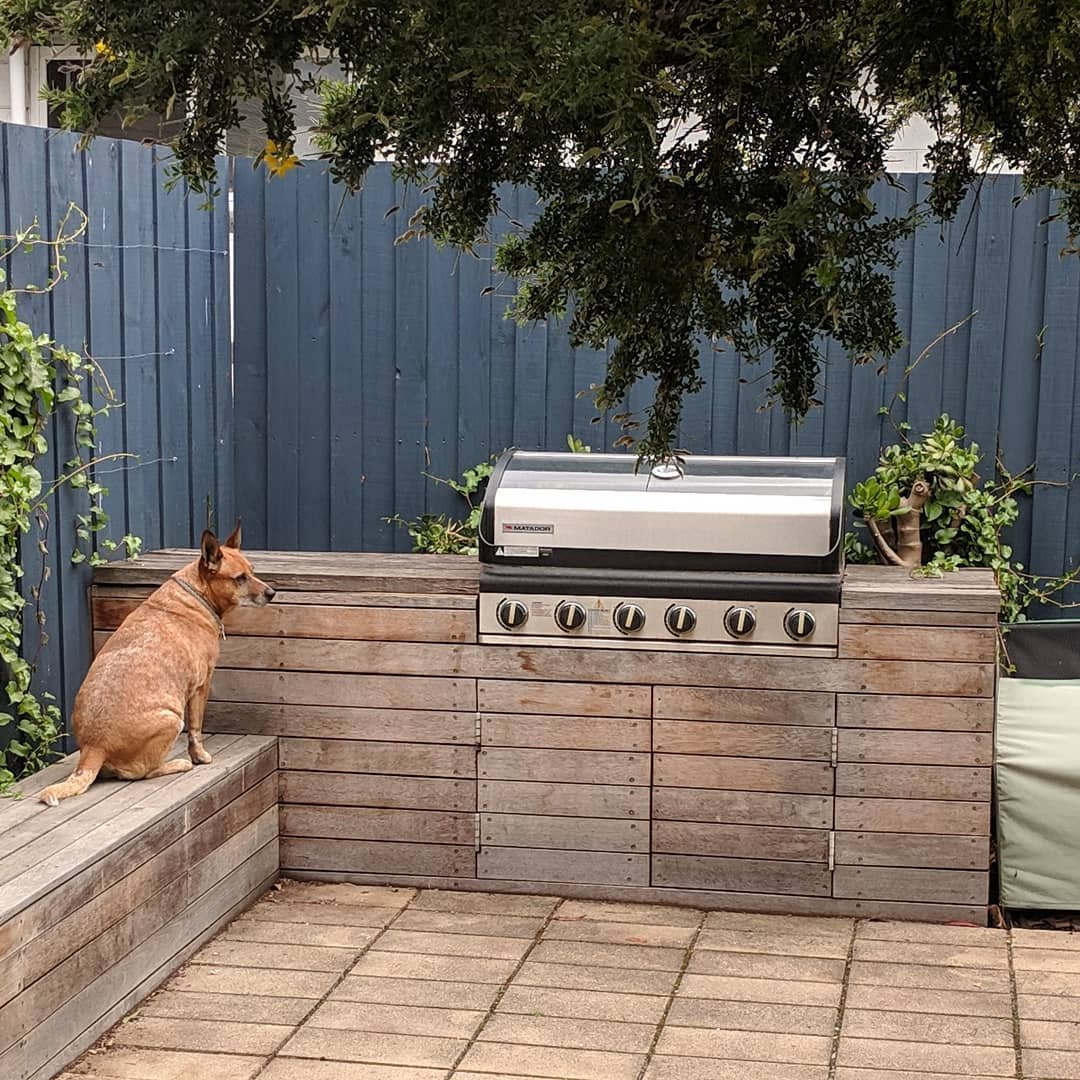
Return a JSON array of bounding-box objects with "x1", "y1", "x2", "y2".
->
[{"x1": 479, "y1": 565, "x2": 842, "y2": 605}]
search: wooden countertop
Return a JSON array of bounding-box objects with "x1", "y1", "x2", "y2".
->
[{"x1": 93, "y1": 550, "x2": 999, "y2": 612}]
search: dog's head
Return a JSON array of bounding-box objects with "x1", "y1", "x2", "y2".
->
[{"x1": 198, "y1": 521, "x2": 276, "y2": 610}]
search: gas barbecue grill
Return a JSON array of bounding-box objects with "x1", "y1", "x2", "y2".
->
[{"x1": 478, "y1": 451, "x2": 846, "y2": 655}]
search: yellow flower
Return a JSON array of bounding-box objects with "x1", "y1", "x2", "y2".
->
[
  {"x1": 263, "y1": 139, "x2": 300, "y2": 177},
  {"x1": 94, "y1": 40, "x2": 117, "y2": 62}
]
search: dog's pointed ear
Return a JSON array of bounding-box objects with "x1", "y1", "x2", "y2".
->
[
  {"x1": 200, "y1": 529, "x2": 222, "y2": 571},
  {"x1": 223, "y1": 519, "x2": 242, "y2": 550}
]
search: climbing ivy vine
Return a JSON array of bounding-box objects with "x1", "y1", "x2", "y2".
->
[{"x1": 0, "y1": 209, "x2": 139, "y2": 790}]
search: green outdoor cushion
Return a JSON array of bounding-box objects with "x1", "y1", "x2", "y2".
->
[{"x1": 997, "y1": 677, "x2": 1080, "y2": 909}]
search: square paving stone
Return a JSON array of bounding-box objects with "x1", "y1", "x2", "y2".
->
[
  {"x1": 61, "y1": 1049, "x2": 267, "y2": 1080},
  {"x1": 836, "y1": 1036, "x2": 1015, "y2": 1075},
  {"x1": 196, "y1": 940, "x2": 357, "y2": 972},
  {"x1": 842, "y1": 1009, "x2": 1013, "y2": 1046},
  {"x1": 373, "y1": 929, "x2": 530, "y2": 960},
  {"x1": 853, "y1": 940, "x2": 1007, "y2": 969},
  {"x1": 655, "y1": 1027, "x2": 831, "y2": 1066},
  {"x1": 666, "y1": 998, "x2": 837, "y2": 1036},
  {"x1": 110, "y1": 1017, "x2": 291, "y2": 1056},
  {"x1": 138, "y1": 990, "x2": 312, "y2": 1026},
  {"x1": 695, "y1": 928, "x2": 848, "y2": 959},
  {"x1": 221, "y1": 920, "x2": 379, "y2": 948},
  {"x1": 350, "y1": 951, "x2": 518, "y2": 983},
  {"x1": 677, "y1": 974, "x2": 842, "y2": 1008},
  {"x1": 280, "y1": 1027, "x2": 464, "y2": 1069},
  {"x1": 260, "y1": 1062, "x2": 444, "y2": 1080},
  {"x1": 1023, "y1": 1048, "x2": 1080, "y2": 1079},
  {"x1": 410, "y1": 890, "x2": 558, "y2": 916},
  {"x1": 165, "y1": 964, "x2": 337, "y2": 999},
  {"x1": 391, "y1": 909, "x2": 544, "y2": 938},
  {"x1": 556, "y1": 900, "x2": 702, "y2": 927},
  {"x1": 529, "y1": 939, "x2": 684, "y2": 971},
  {"x1": 307, "y1": 999, "x2": 483, "y2": 1038},
  {"x1": 331, "y1": 975, "x2": 500, "y2": 1011},
  {"x1": 513, "y1": 960, "x2": 677, "y2": 995},
  {"x1": 478, "y1": 1013, "x2": 656, "y2": 1053},
  {"x1": 644, "y1": 1058, "x2": 827, "y2": 1080},
  {"x1": 687, "y1": 951, "x2": 845, "y2": 982},
  {"x1": 842, "y1": 985, "x2": 1012, "y2": 1018},
  {"x1": 496, "y1": 984, "x2": 669, "y2": 1024},
  {"x1": 544, "y1": 919, "x2": 696, "y2": 949},
  {"x1": 457, "y1": 1041, "x2": 643, "y2": 1080}
]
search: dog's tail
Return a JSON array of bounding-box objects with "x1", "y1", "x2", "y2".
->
[{"x1": 38, "y1": 747, "x2": 107, "y2": 806}]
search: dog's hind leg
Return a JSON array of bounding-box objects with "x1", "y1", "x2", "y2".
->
[
  {"x1": 186, "y1": 680, "x2": 213, "y2": 765},
  {"x1": 38, "y1": 746, "x2": 107, "y2": 806},
  {"x1": 145, "y1": 757, "x2": 194, "y2": 779}
]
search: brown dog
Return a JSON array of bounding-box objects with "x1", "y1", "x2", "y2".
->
[{"x1": 38, "y1": 523, "x2": 274, "y2": 806}]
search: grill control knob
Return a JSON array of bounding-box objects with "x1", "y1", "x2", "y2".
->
[
  {"x1": 554, "y1": 600, "x2": 587, "y2": 633},
  {"x1": 496, "y1": 598, "x2": 529, "y2": 631},
  {"x1": 784, "y1": 608, "x2": 816, "y2": 641},
  {"x1": 665, "y1": 605, "x2": 697, "y2": 636},
  {"x1": 613, "y1": 602, "x2": 646, "y2": 635},
  {"x1": 724, "y1": 606, "x2": 757, "y2": 638}
]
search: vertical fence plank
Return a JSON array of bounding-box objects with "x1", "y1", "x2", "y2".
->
[
  {"x1": 456, "y1": 233, "x2": 493, "y2": 481},
  {"x1": 212, "y1": 155, "x2": 234, "y2": 528},
  {"x1": 328, "y1": 185, "x2": 365, "y2": 549},
  {"x1": 359, "y1": 166, "x2": 397, "y2": 550},
  {"x1": 296, "y1": 166, "x2": 332, "y2": 549},
  {"x1": 232, "y1": 164, "x2": 268, "y2": 547}
]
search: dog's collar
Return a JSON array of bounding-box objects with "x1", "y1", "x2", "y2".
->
[{"x1": 174, "y1": 578, "x2": 226, "y2": 639}]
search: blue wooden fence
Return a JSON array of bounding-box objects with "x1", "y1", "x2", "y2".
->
[
  {"x1": 232, "y1": 163, "x2": 1080, "y2": 594},
  {"x1": 6, "y1": 120, "x2": 1080, "y2": 731},
  {"x1": 2, "y1": 123, "x2": 231, "y2": 736}
]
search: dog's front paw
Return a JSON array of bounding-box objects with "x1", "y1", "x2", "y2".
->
[{"x1": 190, "y1": 745, "x2": 213, "y2": 765}]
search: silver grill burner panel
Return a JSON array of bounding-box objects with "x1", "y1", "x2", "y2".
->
[{"x1": 477, "y1": 452, "x2": 845, "y2": 653}]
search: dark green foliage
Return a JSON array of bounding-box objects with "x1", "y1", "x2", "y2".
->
[{"x1": 6, "y1": 1, "x2": 1080, "y2": 456}]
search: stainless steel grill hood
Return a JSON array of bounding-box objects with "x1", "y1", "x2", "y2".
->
[{"x1": 478, "y1": 451, "x2": 846, "y2": 654}]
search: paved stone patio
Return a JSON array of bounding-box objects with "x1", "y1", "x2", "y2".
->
[{"x1": 60, "y1": 881, "x2": 1080, "y2": 1080}]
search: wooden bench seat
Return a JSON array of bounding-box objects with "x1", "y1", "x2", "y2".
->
[{"x1": 0, "y1": 734, "x2": 278, "y2": 1080}]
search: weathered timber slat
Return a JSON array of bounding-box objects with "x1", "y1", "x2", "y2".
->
[
  {"x1": 478, "y1": 748, "x2": 649, "y2": 786},
  {"x1": 836, "y1": 763, "x2": 992, "y2": 801},
  {"x1": 836, "y1": 694, "x2": 994, "y2": 732},
  {"x1": 278, "y1": 737, "x2": 476, "y2": 778},
  {"x1": 98, "y1": 628, "x2": 995, "y2": 697},
  {"x1": 281, "y1": 805, "x2": 474, "y2": 845},
  {"x1": 838, "y1": 608, "x2": 998, "y2": 627},
  {"x1": 478, "y1": 780, "x2": 648, "y2": 820},
  {"x1": 92, "y1": 585, "x2": 478, "y2": 609},
  {"x1": 834, "y1": 798, "x2": 990, "y2": 835},
  {"x1": 652, "y1": 854, "x2": 831, "y2": 896},
  {"x1": 281, "y1": 837, "x2": 475, "y2": 877},
  {"x1": 480, "y1": 713, "x2": 650, "y2": 751},
  {"x1": 95, "y1": 596, "x2": 476, "y2": 642},
  {"x1": 280, "y1": 771, "x2": 475, "y2": 812},
  {"x1": 653, "y1": 754, "x2": 834, "y2": 796},
  {"x1": 840, "y1": 566, "x2": 1000, "y2": 612},
  {"x1": 480, "y1": 814, "x2": 647, "y2": 853},
  {"x1": 653, "y1": 788, "x2": 832, "y2": 830},
  {"x1": 205, "y1": 702, "x2": 476, "y2": 744},
  {"x1": 833, "y1": 865, "x2": 989, "y2": 905},
  {"x1": 652, "y1": 720, "x2": 832, "y2": 760},
  {"x1": 478, "y1": 679, "x2": 651, "y2": 718},
  {"x1": 652, "y1": 821, "x2": 829, "y2": 863},
  {"x1": 651, "y1": 687, "x2": 836, "y2": 727},
  {"x1": 478, "y1": 848, "x2": 649, "y2": 886},
  {"x1": 833, "y1": 831, "x2": 991, "y2": 870},
  {"x1": 93, "y1": 549, "x2": 482, "y2": 593},
  {"x1": 211, "y1": 669, "x2": 477, "y2": 712},
  {"x1": 838, "y1": 625, "x2": 996, "y2": 662},
  {"x1": 837, "y1": 730, "x2": 992, "y2": 766}
]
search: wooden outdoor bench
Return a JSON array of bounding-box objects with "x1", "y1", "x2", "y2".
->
[{"x1": 0, "y1": 733, "x2": 278, "y2": 1080}]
